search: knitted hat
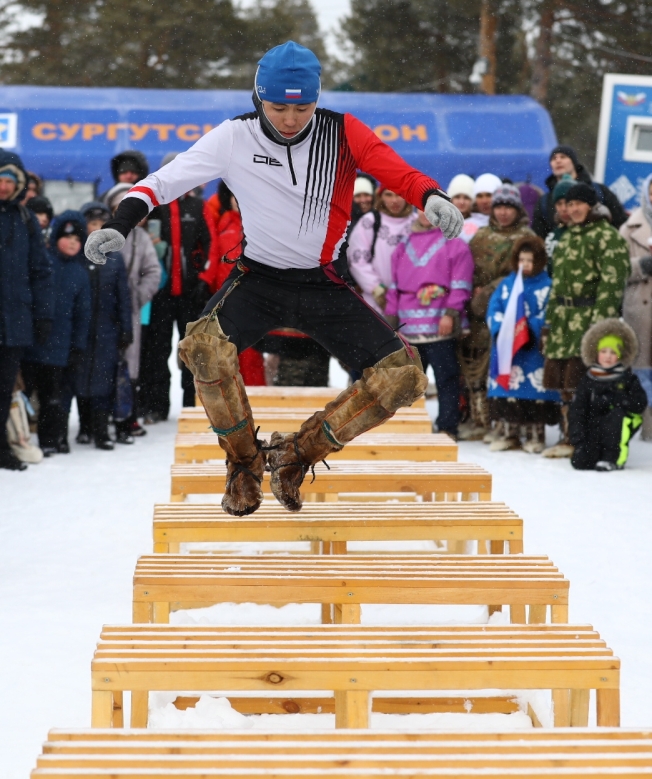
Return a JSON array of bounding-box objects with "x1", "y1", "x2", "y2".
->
[
  {"x1": 473, "y1": 173, "x2": 502, "y2": 198},
  {"x1": 354, "y1": 177, "x2": 374, "y2": 196},
  {"x1": 549, "y1": 145, "x2": 579, "y2": 171},
  {"x1": 597, "y1": 334, "x2": 624, "y2": 358},
  {"x1": 255, "y1": 41, "x2": 321, "y2": 105},
  {"x1": 0, "y1": 170, "x2": 18, "y2": 183},
  {"x1": 492, "y1": 183, "x2": 523, "y2": 209},
  {"x1": 552, "y1": 174, "x2": 575, "y2": 204},
  {"x1": 565, "y1": 182, "x2": 597, "y2": 207},
  {"x1": 54, "y1": 218, "x2": 85, "y2": 243},
  {"x1": 104, "y1": 182, "x2": 132, "y2": 211},
  {"x1": 447, "y1": 174, "x2": 475, "y2": 199}
]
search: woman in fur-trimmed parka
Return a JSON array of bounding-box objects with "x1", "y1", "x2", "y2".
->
[{"x1": 569, "y1": 318, "x2": 647, "y2": 471}]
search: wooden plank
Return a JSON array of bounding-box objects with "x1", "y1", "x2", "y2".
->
[
  {"x1": 334, "y1": 690, "x2": 370, "y2": 728},
  {"x1": 197, "y1": 387, "x2": 426, "y2": 410}
]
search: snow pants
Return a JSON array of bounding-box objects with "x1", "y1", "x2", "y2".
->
[
  {"x1": 202, "y1": 258, "x2": 405, "y2": 371},
  {"x1": 415, "y1": 339, "x2": 459, "y2": 436},
  {"x1": 0, "y1": 346, "x2": 21, "y2": 450},
  {"x1": 21, "y1": 362, "x2": 67, "y2": 448},
  {"x1": 140, "y1": 290, "x2": 197, "y2": 416},
  {"x1": 571, "y1": 407, "x2": 643, "y2": 470}
]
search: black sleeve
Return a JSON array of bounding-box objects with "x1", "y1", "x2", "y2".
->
[
  {"x1": 600, "y1": 185, "x2": 628, "y2": 230},
  {"x1": 622, "y1": 372, "x2": 649, "y2": 414},
  {"x1": 568, "y1": 377, "x2": 590, "y2": 445},
  {"x1": 531, "y1": 194, "x2": 550, "y2": 239},
  {"x1": 104, "y1": 197, "x2": 149, "y2": 238}
]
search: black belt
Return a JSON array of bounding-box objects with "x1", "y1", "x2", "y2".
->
[{"x1": 555, "y1": 295, "x2": 596, "y2": 307}]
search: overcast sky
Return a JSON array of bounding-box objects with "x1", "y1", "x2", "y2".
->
[{"x1": 312, "y1": 0, "x2": 351, "y2": 50}]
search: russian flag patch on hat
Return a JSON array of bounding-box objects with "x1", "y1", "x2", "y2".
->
[{"x1": 285, "y1": 88, "x2": 302, "y2": 99}]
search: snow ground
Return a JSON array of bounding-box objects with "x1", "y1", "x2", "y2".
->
[{"x1": 2, "y1": 356, "x2": 652, "y2": 778}]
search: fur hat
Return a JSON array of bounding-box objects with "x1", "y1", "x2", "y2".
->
[
  {"x1": 110, "y1": 150, "x2": 149, "y2": 183},
  {"x1": 510, "y1": 235, "x2": 548, "y2": 276},
  {"x1": 581, "y1": 318, "x2": 639, "y2": 368}
]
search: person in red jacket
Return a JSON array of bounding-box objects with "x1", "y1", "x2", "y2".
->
[
  {"x1": 201, "y1": 181, "x2": 265, "y2": 386},
  {"x1": 86, "y1": 41, "x2": 463, "y2": 517}
]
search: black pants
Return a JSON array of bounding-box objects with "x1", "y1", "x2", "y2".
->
[
  {"x1": 203, "y1": 258, "x2": 403, "y2": 372},
  {"x1": 0, "y1": 346, "x2": 22, "y2": 450},
  {"x1": 140, "y1": 291, "x2": 198, "y2": 416},
  {"x1": 415, "y1": 339, "x2": 459, "y2": 435},
  {"x1": 21, "y1": 362, "x2": 67, "y2": 448},
  {"x1": 571, "y1": 408, "x2": 642, "y2": 470}
]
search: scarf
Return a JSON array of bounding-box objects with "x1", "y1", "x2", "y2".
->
[
  {"x1": 641, "y1": 172, "x2": 652, "y2": 229},
  {"x1": 588, "y1": 362, "x2": 626, "y2": 382}
]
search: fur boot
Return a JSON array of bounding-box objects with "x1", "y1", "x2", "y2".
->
[
  {"x1": 459, "y1": 390, "x2": 489, "y2": 441},
  {"x1": 267, "y1": 348, "x2": 428, "y2": 512},
  {"x1": 542, "y1": 402, "x2": 574, "y2": 458},
  {"x1": 523, "y1": 422, "x2": 546, "y2": 454},
  {"x1": 489, "y1": 421, "x2": 521, "y2": 452},
  {"x1": 179, "y1": 325, "x2": 265, "y2": 517},
  {"x1": 483, "y1": 420, "x2": 504, "y2": 444}
]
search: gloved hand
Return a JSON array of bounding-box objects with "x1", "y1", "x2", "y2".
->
[
  {"x1": 118, "y1": 332, "x2": 133, "y2": 351},
  {"x1": 639, "y1": 255, "x2": 652, "y2": 276},
  {"x1": 192, "y1": 280, "x2": 212, "y2": 311},
  {"x1": 84, "y1": 228, "x2": 125, "y2": 265},
  {"x1": 372, "y1": 284, "x2": 387, "y2": 310},
  {"x1": 67, "y1": 347, "x2": 85, "y2": 369},
  {"x1": 34, "y1": 319, "x2": 52, "y2": 346},
  {"x1": 424, "y1": 195, "x2": 464, "y2": 240}
]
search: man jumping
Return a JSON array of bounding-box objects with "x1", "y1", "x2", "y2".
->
[{"x1": 85, "y1": 41, "x2": 463, "y2": 516}]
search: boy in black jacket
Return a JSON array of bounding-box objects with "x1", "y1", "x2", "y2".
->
[{"x1": 570, "y1": 318, "x2": 647, "y2": 471}]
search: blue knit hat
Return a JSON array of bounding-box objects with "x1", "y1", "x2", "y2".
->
[{"x1": 255, "y1": 41, "x2": 321, "y2": 105}]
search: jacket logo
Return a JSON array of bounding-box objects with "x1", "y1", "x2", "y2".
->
[{"x1": 253, "y1": 154, "x2": 282, "y2": 167}]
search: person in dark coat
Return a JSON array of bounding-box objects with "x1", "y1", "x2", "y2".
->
[
  {"x1": 22, "y1": 212, "x2": 91, "y2": 455},
  {"x1": 110, "y1": 151, "x2": 149, "y2": 186},
  {"x1": 0, "y1": 150, "x2": 53, "y2": 471},
  {"x1": 77, "y1": 202, "x2": 132, "y2": 450},
  {"x1": 139, "y1": 152, "x2": 212, "y2": 420},
  {"x1": 532, "y1": 145, "x2": 627, "y2": 240},
  {"x1": 570, "y1": 318, "x2": 647, "y2": 471}
]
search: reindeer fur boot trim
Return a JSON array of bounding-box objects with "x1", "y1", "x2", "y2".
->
[
  {"x1": 178, "y1": 327, "x2": 265, "y2": 517},
  {"x1": 267, "y1": 347, "x2": 427, "y2": 512}
]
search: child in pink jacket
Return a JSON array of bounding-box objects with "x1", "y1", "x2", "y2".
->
[{"x1": 386, "y1": 210, "x2": 474, "y2": 436}]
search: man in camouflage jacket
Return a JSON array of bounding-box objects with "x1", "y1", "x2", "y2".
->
[{"x1": 542, "y1": 182, "x2": 630, "y2": 457}]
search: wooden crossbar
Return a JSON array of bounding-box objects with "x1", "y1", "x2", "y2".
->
[
  {"x1": 179, "y1": 406, "x2": 433, "y2": 434},
  {"x1": 197, "y1": 386, "x2": 427, "y2": 410},
  {"x1": 152, "y1": 501, "x2": 523, "y2": 554},
  {"x1": 174, "y1": 432, "x2": 458, "y2": 464},
  {"x1": 33, "y1": 729, "x2": 652, "y2": 777},
  {"x1": 90, "y1": 624, "x2": 619, "y2": 730},
  {"x1": 169, "y1": 461, "x2": 492, "y2": 502},
  {"x1": 132, "y1": 553, "x2": 568, "y2": 625}
]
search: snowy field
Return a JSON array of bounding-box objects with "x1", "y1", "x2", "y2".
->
[{"x1": 2, "y1": 356, "x2": 652, "y2": 778}]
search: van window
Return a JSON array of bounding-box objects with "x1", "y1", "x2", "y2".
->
[{"x1": 43, "y1": 180, "x2": 96, "y2": 214}]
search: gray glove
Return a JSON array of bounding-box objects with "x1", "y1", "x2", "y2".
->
[
  {"x1": 424, "y1": 195, "x2": 464, "y2": 239},
  {"x1": 84, "y1": 228, "x2": 125, "y2": 265}
]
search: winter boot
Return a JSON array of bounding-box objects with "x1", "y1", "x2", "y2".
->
[
  {"x1": 76, "y1": 397, "x2": 93, "y2": 444},
  {"x1": 179, "y1": 327, "x2": 265, "y2": 517},
  {"x1": 483, "y1": 420, "x2": 504, "y2": 444},
  {"x1": 522, "y1": 422, "x2": 546, "y2": 454},
  {"x1": 459, "y1": 390, "x2": 489, "y2": 441},
  {"x1": 542, "y1": 403, "x2": 574, "y2": 458},
  {"x1": 489, "y1": 421, "x2": 522, "y2": 452},
  {"x1": 266, "y1": 348, "x2": 428, "y2": 512},
  {"x1": 115, "y1": 419, "x2": 135, "y2": 445},
  {"x1": 0, "y1": 448, "x2": 28, "y2": 471},
  {"x1": 93, "y1": 409, "x2": 114, "y2": 451}
]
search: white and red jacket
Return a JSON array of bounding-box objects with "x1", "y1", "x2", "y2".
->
[{"x1": 113, "y1": 108, "x2": 443, "y2": 271}]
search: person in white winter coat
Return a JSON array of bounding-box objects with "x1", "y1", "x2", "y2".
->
[
  {"x1": 347, "y1": 187, "x2": 416, "y2": 313},
  {"x1": 105, "y1": 184, "x2": 161, "y2": 438}
]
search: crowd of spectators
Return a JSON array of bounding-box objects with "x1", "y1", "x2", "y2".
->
[{"x1": 1, "y1": 142, "x2": 651, "y2": 472}]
